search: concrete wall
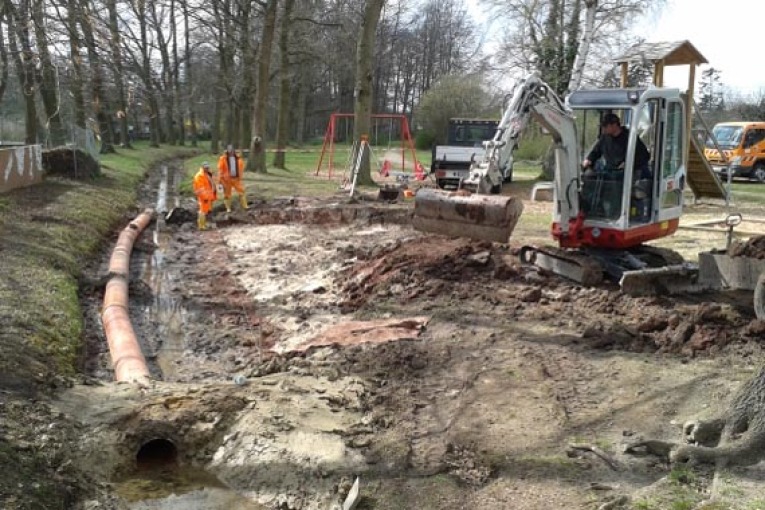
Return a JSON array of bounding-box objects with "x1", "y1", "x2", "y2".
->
[{"x1": 0, "y1": 145, "x2": 43, "y2": 194}]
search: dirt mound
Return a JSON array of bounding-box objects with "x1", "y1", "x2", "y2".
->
[
  {"x1": 729, "y1": 235, "x2": 765, "y2": 259},
  {"x1": 42, "y1": 147, "x2": 101, "y2": 179},
  {"x1": 164, "y1": 206, "x2": 196, "y2": 225},
  {"x1": 338, "y1": 236, "x2": 511, "y2": 311},
  {"x1": 580, "y1": 299, "x2": 760, "y2": 356}
]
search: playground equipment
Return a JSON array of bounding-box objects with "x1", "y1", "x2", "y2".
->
[{"x1": 314, "y1": 114, "x2": 421, "y2": 181}]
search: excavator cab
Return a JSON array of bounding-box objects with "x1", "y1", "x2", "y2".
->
[{"x1": 559, "y1": 87, "x2": 687, "y2": 250}]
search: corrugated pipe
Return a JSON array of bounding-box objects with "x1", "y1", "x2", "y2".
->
[{"x1": 101, "y1": 209, "x2": 155, "y2": 383}]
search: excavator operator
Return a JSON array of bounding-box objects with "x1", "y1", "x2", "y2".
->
[
  {"x1": 582, "y1": 113, "x2": 650, "y2": 178},
  {"x1": 581, "y1": 113, "x2": 651, "y2": 219}
]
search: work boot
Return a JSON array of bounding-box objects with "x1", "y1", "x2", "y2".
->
[
  {"x1": 197, "y1": 213, "x2": 207, "y2": 231},
  {"x1": 239, "y1": 194, "x2": 249, "y2": 210},
  {"x1": 224, "y1": 198, "x2": 232, "y2": 213}
]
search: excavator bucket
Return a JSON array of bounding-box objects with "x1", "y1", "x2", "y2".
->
[{"x1": 412, "y1": 188, "x2": 524, "y2": 243}]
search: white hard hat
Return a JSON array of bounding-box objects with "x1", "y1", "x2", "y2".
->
[{"x1": 202, "y1": 161, "x2": 210, "y2": 168}]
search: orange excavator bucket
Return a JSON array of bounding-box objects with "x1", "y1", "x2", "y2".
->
[{"x1": 412, "y1": 188, "x2": 524, "y2": 243}]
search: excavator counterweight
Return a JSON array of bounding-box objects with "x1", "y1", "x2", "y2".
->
[{"x1": 412, "y1": 188, "x2": 523, "y2": 243}]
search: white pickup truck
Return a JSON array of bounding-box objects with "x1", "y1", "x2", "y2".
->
[{"x1": 431, "y1": 118, "x2": 503, "y2": 190}]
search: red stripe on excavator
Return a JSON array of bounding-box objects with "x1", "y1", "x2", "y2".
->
[{"x1": 551, "y1": 219, "x2": 679, "y2": 249}]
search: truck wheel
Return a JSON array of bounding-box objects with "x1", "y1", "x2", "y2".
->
[
  {"x1": 755, "y1": 272, "x2": 765, "y2": 320},
  {"x1": 753, "y1": 163, "x2": 765, "y2": 183}
]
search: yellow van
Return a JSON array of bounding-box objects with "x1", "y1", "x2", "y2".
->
[{"x1": 705, "y1": 121, "x2": 765, "y2": 182}]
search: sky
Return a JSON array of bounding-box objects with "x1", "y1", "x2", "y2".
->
[
  {"x1": 643, "y1": 0, "x2": 765, "y2": 97},
  {"x1": 464, "y1": 0, "x2": 765, "y2": 97}
]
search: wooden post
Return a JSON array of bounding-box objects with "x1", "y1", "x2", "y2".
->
[
  {"x1": 686, "y1": 63, "x2": 697, "y2": 161},
  {"x1": 620, "y1": 62, "x2": 628, "y2": 88},
  {"x1": 653, "y1": 60, "x2": 664, "y2": 87}
]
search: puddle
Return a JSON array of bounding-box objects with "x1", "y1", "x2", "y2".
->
[
  {"x1": 131, "y1": 164, "x2": 189, "y2": 381},
  {"x1": 116, "y1": 466, "x2": 264, "y2": 510}
]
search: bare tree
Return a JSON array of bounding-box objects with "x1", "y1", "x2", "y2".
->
[
  {"x1": 31, "y1": 0, "x2": 66, "y2": 146},
  {"x1": 352, "y1": 0, "x2": 385, "y2": 186},
  {"x1": 273, "y1": 0, "x2": 296, "y2": 169},
  {"x1": 4, "y1": 0, "x2": 38, "y2": 144},
  {"x1": 0, "y1": 5, "x2": 8, "y2": 104},
  {"x1": 486, "y1": 0, "x2": 665, "y2": 93},
  {"x1": 105, "y1": 0, "x2": 132, "y2": 148},
  {"x1": 79, "y1": 0, "x2": 115, "y2": 153},
  {"x1": 246, "y1": 0, "x2": 278, "y2": 174}
]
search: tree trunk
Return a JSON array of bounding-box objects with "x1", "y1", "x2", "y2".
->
[
  {"x1": 151, "y1": 1, "x2": 176, "y2": 145},
  {"x1": 4, "y1": 0, "x2": 38, "y2": 144},
  {"x1": 182, "y1": 0, "x2": 197, "y2": 146},
  {"x1": 65, "y1": 0, "x2": 86, "y2": 130},
  {"x1": 567, "y1": 0, "x2": 597, "y2": 93},
  {"x1": 80, "y1": 0, "x2": 115, "y2": 154},
  {"x1": 294, "y1": 69, "x2": 307, "y2": 145},
  {"x1": 106, "y1": 0, "x2": 132, "y2": 148},
  {"x1": 171, "y1": 0, "x2": 184, "y2": 146},
  {"x1": 0, "y1": 19, "x2": 8, "y2": 104},
  {"x1": 353, "y1": 0, "x2": 386, "y2": 186},
  {"x1": 135, "y1": 0, "x2": 159, "y2": 147},
  {"x1": 273, "y1": 0, "x2": 295, "y2": 169},
  {"x1": 247, "y1": 0, "x2": 278, "y2": 174},
  {"x1": 32, "y1": 0, "x2": 65, "y2": 146}
]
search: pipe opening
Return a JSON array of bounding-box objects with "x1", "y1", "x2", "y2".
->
[{"x1": 136, "y1": 439, "x2": 178, "y2": 469}]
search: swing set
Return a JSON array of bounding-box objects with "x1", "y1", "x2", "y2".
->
[{"x1": 314, "y1": 113, "x2": 422, "y2": 180}]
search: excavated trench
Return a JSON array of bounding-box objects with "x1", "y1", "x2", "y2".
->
[{"x1": 76, "y1": 161, "x2": 420, "y2": 509}]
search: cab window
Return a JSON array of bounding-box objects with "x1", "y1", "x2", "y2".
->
[
  {"x1": 743, "y1": 128, "x2": 765, "y2": 148},
  {"x1": 661, "y1": 101, "x2": 684, "y2": 208}
]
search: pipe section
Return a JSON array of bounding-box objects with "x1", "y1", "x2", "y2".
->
[{"x1": 101, "y1": 209, "x2": 155, "y2": 383}]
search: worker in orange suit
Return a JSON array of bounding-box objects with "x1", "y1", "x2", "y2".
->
[
  {"x1": 192, "y1": 161, "x2": 217, "y2": 230},
  {"x1": 217, "y1": 144, "x2": 248, "y2": 213}
]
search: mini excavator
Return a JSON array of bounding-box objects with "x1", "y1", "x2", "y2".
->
[{"x1": 412, "y1": 71, "x2": 695, "y2": 294}]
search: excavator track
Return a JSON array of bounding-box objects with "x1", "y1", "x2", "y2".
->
[
  {"x1": 519, "y1": 245, "x2": 604, "y2": 286},
  {"x1": 520, "y1": 244, "x2": 700, "y2": 296},
  {"x1": 631, "y1": 245, "x2": 686, "y2": 267},
  {"x1": 619, "y1": 246, "x2": 699, "y2": 297}
]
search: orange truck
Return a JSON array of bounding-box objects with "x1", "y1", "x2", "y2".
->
[{"x1": 705, "y1": 121, "x2": 765, "y2": 182}]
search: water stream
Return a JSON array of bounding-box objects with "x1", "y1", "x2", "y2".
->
[{"x1": 116, "y1": 164, "x2": 258, "y2": 508}]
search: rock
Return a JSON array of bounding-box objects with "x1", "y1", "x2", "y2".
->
[
  {"x1": 637, "y1": 316, "x2": 668, "y2": 333},
  {"x1": 520, "y1": 287, "x2": 542, "y2": 303},
  {"x1": 745, "y1": 319, "x2": 765, "y2": 336}
]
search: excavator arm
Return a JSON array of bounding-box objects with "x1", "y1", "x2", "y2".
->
[{"x1": 414, "y1": 73, "x2": 581, "y2": 243}]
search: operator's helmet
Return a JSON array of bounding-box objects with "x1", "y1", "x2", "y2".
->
[{"x1": 202, "y1": 161, "x2": 210, "y2": 169}]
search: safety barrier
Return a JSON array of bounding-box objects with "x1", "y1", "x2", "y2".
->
[{"x1": 0, "y1": 144, "x2": 43, "y2": 193}]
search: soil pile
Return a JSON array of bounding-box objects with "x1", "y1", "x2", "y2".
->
[
  {"x1": 729, "y1": 235, "x2": 765, "y2": 259},
  {"x1": 42, "y1": 147, "x2": 101, "y2": 179}
]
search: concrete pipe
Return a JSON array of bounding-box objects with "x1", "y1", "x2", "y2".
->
[{"x1": 101, "y1": 209, "x2": 154, "y2": 383}]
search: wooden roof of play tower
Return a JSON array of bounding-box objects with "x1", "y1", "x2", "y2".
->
[{"x1": 613, "y1": 40, "x2": 707, "y2": 88}]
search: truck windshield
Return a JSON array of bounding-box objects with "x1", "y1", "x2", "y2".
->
[
  {"x1": 448, "y1": 123, "x2": 497, "y2": 147},
  {"x1": 708, "y1": 125, "x2": 743, "y2": 149}
]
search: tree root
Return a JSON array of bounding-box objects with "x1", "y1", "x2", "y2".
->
[
  {"x1": 623, "y1": 440, "x2": 676, "y2": 461},
  {"x1": 568, "y1": 443, "x2": 622, "y2": 471},
  {"x1": 597, "y1": 495, "x2": 629, "y2": 510}
]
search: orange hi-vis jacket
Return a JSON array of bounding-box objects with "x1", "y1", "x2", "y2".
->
[
  {"x1": 217, "y1": 152, "x2": 244, "y2": 182},
  {"x1": 193, "y1": 168, "x2": 217, "y2": 202}
]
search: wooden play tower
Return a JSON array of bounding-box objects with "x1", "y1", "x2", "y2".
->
[{"x1": 613, "y1": 40, "x2": 728, "y2": 203}]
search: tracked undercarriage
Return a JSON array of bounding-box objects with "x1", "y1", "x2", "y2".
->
[{"x1": 519, "y1": 244, "x2": 698, "y2": 296}]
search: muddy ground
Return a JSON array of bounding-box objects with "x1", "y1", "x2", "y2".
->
[{"x1": 62, "y1": 165, "x2": 765, "y2": 510}]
